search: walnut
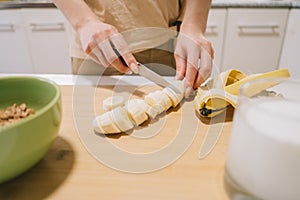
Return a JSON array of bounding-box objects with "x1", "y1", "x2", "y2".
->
[{"x1": 0, "y1": 103, "x2": 35, "y2": 127}]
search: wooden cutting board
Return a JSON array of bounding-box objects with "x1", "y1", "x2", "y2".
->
[{"x1": 0, "y1": 85, "x2": 232, "y2": 200}]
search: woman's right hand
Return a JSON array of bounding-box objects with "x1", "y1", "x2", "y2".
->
[{"x1": 77, "y1": 19, "x2": 138, "y2": 74}]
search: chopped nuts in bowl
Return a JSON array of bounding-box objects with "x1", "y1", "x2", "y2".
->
[
  {"x1": 0, "y1": 76, "x2": 62, "y2": 183},
  {"x1": 0, "y1": 103, "x2": 35, "y2": 126}
]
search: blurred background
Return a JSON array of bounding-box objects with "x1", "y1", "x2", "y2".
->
[{"x1": 0, "y1": 0, "x2": 299, "y2": 77}]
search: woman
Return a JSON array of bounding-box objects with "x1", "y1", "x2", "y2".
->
[{"x1": 53, "y1": 0, "x2": 214, "y2": 97}]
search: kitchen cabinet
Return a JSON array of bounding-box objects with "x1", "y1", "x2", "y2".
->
[
  {"x1": 0, "y1": 7, "x2": 294, "y2": 75},
  {"x1": 0, "y1": 9, "x2": 32, "y2": 73},
  {"x1": 222, "y1": 9, "x2": 289, "y2": 74},
  {"x1": 0, "y1": 8, "x2": 71, "y2": 74},
  {"x1": 205, "y1": 8, "x2": 227, "y2": 69},
  {"x1": 22, "y1": 9, "x2": 71, "y2": 74},
  {"x1": 279, "y1": 9, "x2": 300, "y2": 78}
]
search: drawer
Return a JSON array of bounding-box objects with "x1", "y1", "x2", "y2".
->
[
  {"x1": 222, "y1": 8, "x2": 289, "y2": 74},
  {"x1": 21, "y1": 8, "x2": 71, "y2": 74},
  {"x1": 0, "y1": 9, "x2": 32, "y2": 73}
]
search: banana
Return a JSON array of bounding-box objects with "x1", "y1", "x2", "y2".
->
[
  {"x1": 144, "y1": 91, "x2": 172, "y2": 112},
  {"x1": 94, "y1": 80, "x2": 186, "y2": 134},
  {"x1": 102, "y1": 96, "x2": 125, "y2": 111},
  {"x1": 125, "y1": 99, "x2": 149, "y2": 125},
  {"x1": 109, "y1": 107, "x2": 134, "y2": 132},
  {"x1": 93, "y1": 112, "x2": 120, "y2": 134},
  {"x1": 162, "y1": 87, "x2": 184, "y2": 107},
  {"x1": 136, "y1": 99, "x2": 160, "y2": 119},
  {"x1": 161, "y1": 80, "x2": 184, "y2": 107},
  {"x1": 144, "y1": 93, "x2": 164, "y2": 114},
  {"x1": 160, "y1": 92, "x2": 173, "y2": 110},
  {"x1": 93, "y1": 99, "x2": 159, "y2": 134},
  {"x1": 194, "y1": 68, "x2": 291, "y2": 118},
  {"x1": 92, "y1": 117, "x2": 105, "y2": 134}
]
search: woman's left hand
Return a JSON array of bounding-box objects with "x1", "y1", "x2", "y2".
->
[{"x1": 175, "y1": 27, "x2": 214, "y2": 98}]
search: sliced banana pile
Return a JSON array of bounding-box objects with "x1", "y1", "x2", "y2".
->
[{"x1": 93, "y1": 81, "x2": 184, "y2": 134}]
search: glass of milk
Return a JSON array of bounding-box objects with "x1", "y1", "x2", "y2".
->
[{"x1": 224, "y1": 78, "x2": 300, "y2": 200}]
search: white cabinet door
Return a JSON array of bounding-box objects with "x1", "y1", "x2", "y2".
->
[
  {"x1": 222, "y1": 9, "x2": 289, "y2": 74},
  {"x1": 205, "y1": 9, "x2": 227, "y2": 69},
  {"x1": 0, "y1": 10, "x2": 32, "y2": 73},
  {"x1": 22, "y1": 8, "x2": 71, "y2": 74},
  {"x1": 279, "y1": 9, "x2": 300, "y2": 78}
]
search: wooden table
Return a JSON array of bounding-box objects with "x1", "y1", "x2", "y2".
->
[{"x1": 0, "y1": 76, "x2": 233, "y2": 200}]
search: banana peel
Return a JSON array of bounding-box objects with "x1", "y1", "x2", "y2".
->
[{"x1": 194, "y1": 68, "x2": 291, "y2": 118}]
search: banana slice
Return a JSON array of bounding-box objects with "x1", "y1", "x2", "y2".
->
[
  {"x1": 92, "y1": 118, "x2": 105, "y2": 134},
  {"x1": 93, "y1": 112, "x2": 120, "y2": 134},
  {"x1": 150, "y1": 91, "x2": 172, "y2": 111},
  {"x1": 146, "y1": 105, "x2": 160, "y2": 119},
  {"x1": 136, "y1": 99, "x2": 160, "y2": 119},
  {"x1": 144, "y1": 92, "x2": 165, "y2": 114},
  {"x1": 144, "y1": 91, "x2": 173, "y2": 112},
  {"x1": 160, "y1": 92, "x2": 173, "y2": 110},
  {"x1": 109, "y1": 107, "x2": 134, "y2": 132},
  {"x1": 162, "y1": 87, "x2": 184, "y2": 107},
  {"x1": 102, "y1": 96, "x2": 125, "y2": 111},
  {"x1": 125, "y1": 99, "x2": 148, "y2": 125}
]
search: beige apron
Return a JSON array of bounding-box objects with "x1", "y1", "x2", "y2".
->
[{"x1": 68, "y1": 0, "x2": 184, "y2": 75}]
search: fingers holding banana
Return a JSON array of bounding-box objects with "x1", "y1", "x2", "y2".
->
[{"x1": 93, "y1": 81, "x2": 185, "y2": 134}]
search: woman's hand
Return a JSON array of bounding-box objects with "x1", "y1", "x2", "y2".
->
[
  {"x1": 77, "y1": 19, "x2": 138, "y2": 74},
  {"x1": 175, "y1": 27, "x2": 214, "y2": 98}
]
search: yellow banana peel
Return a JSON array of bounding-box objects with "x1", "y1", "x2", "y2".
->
[{"x1": 194, "y1": 68, "x2": 291, "y2": 118}]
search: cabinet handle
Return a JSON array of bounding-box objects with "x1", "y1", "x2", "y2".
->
[
  {"x1": 0, "y1": 23, "x2": 15, "y2": 32},
  {"x1": 205, "y1": 25, "x2": 218, "y2": 35},
  {"x1": 238, "y1": 25, "x2": 279, "y2": 35},
  {"x1": 30, "y1": 22, "x2": 65, "y2": 32}
]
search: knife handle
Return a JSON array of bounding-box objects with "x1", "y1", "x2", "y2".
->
[{"x1": 110, "y1": 41, "x2": 128, "y2": 67}]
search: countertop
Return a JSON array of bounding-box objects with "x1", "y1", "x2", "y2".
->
[
  {"x1": 0, "y1": 74, "x2": 233, "y2": 199},
  {"x1": 1, "y1": 0, "x2": 300, "y2": 9},
  {"x1": 0, "y1": 0, "x2": 54, "y2": 9}
]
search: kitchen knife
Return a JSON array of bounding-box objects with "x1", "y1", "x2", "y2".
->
[
  {"x1": 112, "y1": 44, "x2": 181, "y2": 93},
  {"x1": 137, "y1": 63, "x2": 181, "y2": 93}
]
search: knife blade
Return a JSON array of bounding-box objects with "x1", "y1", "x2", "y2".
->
[
  {"x1": 137, "y1": 63, "x2": 181, "y2": 93},
  {"x1": 112, "y1": 44, "x2": 181, "y2": 93}
]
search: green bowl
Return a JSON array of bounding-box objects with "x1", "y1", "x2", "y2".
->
[{"x1": 0, "y1": 76, "x2": 62, "y2": 183}]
